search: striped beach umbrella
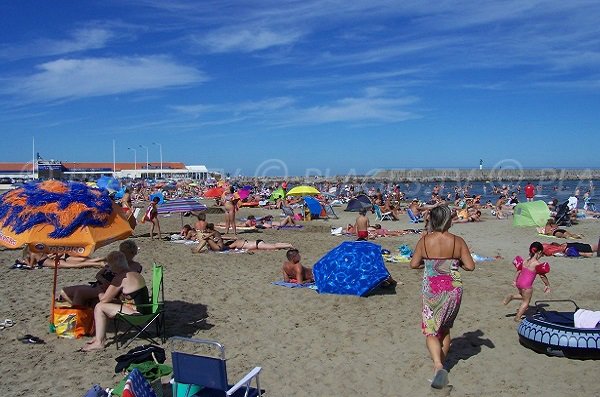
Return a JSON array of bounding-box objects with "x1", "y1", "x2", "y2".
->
[
  {"x1": 157, "y1": 198, "x2": 207, "y2": 227},
  {"x1": 157, "y1": 198, "x2": 207, "y2": 214}
]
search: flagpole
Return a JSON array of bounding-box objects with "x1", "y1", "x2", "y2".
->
[
  {"x1": 113, "y1": 139, "x2": 116, "y2": 177},
  {"x1": 32, "y1": 136, "x2": 35, "y2": 179}
]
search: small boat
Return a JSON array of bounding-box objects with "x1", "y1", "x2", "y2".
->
[{"x1": 518, "y1": 300, "x2": 600, "y2": 359}]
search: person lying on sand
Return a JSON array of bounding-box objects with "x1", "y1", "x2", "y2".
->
[
  {"x1": 192, "y1": 224, "x2": 294, "y2": 253},
  {"x1": 282, "y1": 249, "x2": 314, "y2": 284},
  {"x1": 346, "y1": 223, "x2": 412, "y2": 238},
  {"x1": 255, "y1": 215, "x2": 297, "y2": 229},
  {"x1": 181, "y1": 224, "x2": 198, "y2": 240},
  {"x1": 453, "y1": 210, "x2": 482, "y2": 223},
  {"x1": 541, "y1": 218, "x2": 583, "y2": 239},
  {"x1": 15, "y1": 246, "x2": 105, "y2": 269},
  {"x1": 543, "y1": 241, "x2": 600, "y2": 257}
]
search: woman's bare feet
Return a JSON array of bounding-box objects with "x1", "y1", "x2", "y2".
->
[
  {"x1": 81, "y1": 341, "x2": 105, "y2": 352},
  {"x1": 502, "y1": 295, "x2": 512, "y2": 305}
]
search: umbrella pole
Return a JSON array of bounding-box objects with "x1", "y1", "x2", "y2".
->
[{"x1": 50, "y1": 255, "x2": 59, "y2": 332}]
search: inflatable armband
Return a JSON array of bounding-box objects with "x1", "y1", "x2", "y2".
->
[
  {"x1": 535, "y1": 262, "x2": 550, "y2": 275},
  {"x1": 513, "y1": 256, "x2": 524, "y2": 271}
]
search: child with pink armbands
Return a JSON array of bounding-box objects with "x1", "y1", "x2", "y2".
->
[{"x1": 503, "y1": 242, "x2": 551, "y2": 322}]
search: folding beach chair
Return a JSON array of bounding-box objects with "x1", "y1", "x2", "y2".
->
[
  {"x1": 323, "y1": 204, "x2": 339, "y2": 219},
  {"x1": 281, "y1": 205, "x2": 295, "y2": 218},
  {"x1": 170, "y1": 337, "x2": 263, "y2": 397},
  {"x1": 114, "y1": 263, "x2": 166, "y2": 349},
  {"x1": 373, "y1": 204, "x2": 392, "y2": 221},
  {"x1": 407, "y1": 208, "x2": 423, "y2": 223}
]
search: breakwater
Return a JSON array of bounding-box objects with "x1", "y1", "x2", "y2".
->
[{"x1": 370, "y1": 168, "x2": 600, "y2": 182}]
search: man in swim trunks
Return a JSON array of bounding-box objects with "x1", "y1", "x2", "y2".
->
[
  {"x1": 282, "y1": 249, "x2": 314, "y2": 284},
  {"x1": 355, "y1": 208, "x2": 370, "y2": 241}
]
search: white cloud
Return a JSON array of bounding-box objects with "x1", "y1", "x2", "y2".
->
[
  {"x1": 197, "y1": 27, "x2": 303, "y2": 53},
  {"x1": 3, "y1": 56, "x2": 207, "y2": 102},
  {"x1": 0, "y1": 27, "x2": 115, "y2": 60},
  {"x1": 169, "y1": 104, "x2": 216, "y2": 118},
  {"x1": 289, "y1": 95, "x2": 419, "y2": 124},
  {"x1": 237, "y1": 97, "x2": 295, "y2": 111}
]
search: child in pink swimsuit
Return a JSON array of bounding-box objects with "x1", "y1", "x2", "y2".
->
[{"x1": 503, "y1": 242, "x2": 551, "y2": 322}]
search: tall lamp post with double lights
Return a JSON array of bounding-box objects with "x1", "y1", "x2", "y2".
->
[
  {"x1": 153, "y1": 142, "x2": 163, "y2": 179},
  {"x1": 127, "y1": 147, "x2": 137, "y2": 178},
  {"x1": 139, "y1": 145, "x2": 149, "y2": 179}
]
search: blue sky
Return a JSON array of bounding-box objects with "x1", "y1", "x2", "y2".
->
[{"x1": 1, "y1": 0, "x2": 599, "y2": 176}]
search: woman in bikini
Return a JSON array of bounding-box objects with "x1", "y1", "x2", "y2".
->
[
  {"x1": 222, "y1": 186, "x2": 238, "y2": 235},
  {"x1": 543, "y1": 218, "x2": 582, "y2": 239},
  {"x1": 410, "y1": 205, "x2": 475, "y2": 389},
  {"x1": 81, "y1": 251, "x2": 149, "y2": 351},
  {"x1": 121, "y1": 187, "x2": 133, "y2": 218},
  {"x1": 225, "y1": 239, "x2": 294, "y2": 251}
]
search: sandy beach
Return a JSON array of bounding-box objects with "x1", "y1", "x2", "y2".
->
[{"x1": 1, "y1": 203, "x2": 600, "y2": 396}]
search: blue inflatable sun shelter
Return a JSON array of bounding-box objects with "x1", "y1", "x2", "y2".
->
[{"x1": 313, "y1": 241, "x2": 390, "y2": 297}]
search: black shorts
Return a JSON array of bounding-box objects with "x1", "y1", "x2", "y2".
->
[{"x1": 566, "y1": 243, "x2": 593, "y2": 253}]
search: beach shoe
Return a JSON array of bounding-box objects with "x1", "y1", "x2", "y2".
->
[
  {"x1": 19, "y1": 334, "x2": 45, "y2": 344},
  {"x1": 431, "y1": 369, "x2": 449, "y2": 389},
  {"x1": 10, "y1": 261, "x2": 31, "y2": 270},
  {"x1": 0, "y1": 319, "x2": 15, "y2": 330}
]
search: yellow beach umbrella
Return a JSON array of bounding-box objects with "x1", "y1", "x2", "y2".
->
[{"x1": 286, "y1": 185, "x2": 320, "y2": 196}]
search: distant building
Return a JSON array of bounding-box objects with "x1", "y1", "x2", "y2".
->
[{"x1": 0, "y1": 161, "x2": 208, "y2": 180}]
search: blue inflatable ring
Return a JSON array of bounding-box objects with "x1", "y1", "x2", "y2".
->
[{"x1": 518, "y1": 300, "x2": 600, "y2": 359}]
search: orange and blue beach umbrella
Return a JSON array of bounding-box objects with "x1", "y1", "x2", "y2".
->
[{"x1": 0, "y1": 180, "x2": 133, "y2": 330}]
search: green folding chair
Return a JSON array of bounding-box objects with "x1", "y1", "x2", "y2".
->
[{"x1": 114, "y1": 263, "x2": 166, "y2": 349}]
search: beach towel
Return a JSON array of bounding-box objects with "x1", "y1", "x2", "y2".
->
[
  {"x1": 215, "y1": 225, "x2": 257, "y2": 231},
  {"x1": 169, "y1": 240, "x2": 198, "y2": 245},
  {"x1": 272, "y1": 281, "x2": 317, "y2": 289},
  {"x1": 574, "y1": 309, "x2": 600, "y2": 329},
  {"x1": 383, "y1": 254, "x2": 411, "y2": 263},
  {"x1": 277, "y1": 225, "x2": 304, "y2": 230},
  {"x1": 217, "y1": 249, "x2": 248, "y2": 254},
  {"x1": 121, "y1": 368, "x2": 157, "y2": 397}
]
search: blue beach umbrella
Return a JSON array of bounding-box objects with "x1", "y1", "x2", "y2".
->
[
  {"x1": 96, "y1": 176, "x2": 121, "y2": 192},
  {"x1": 149, "y1": 192, "x2": 165, "y2": 204},
  {"x1": 313, "y1": 241, "x2": 390, "y2": 296}
]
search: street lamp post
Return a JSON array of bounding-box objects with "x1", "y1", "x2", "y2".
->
[
  {"x1": 127, "y1": 147, "x2": 137, "y2": 178},
  {"x1": 139, "y1": 145, "x2": 149, "y2": 179},
  {"x1": 153, "y1": 142, "x2": 163, "y2": 179}
]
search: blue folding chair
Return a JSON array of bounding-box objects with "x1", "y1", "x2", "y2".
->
[
  {"x1": 171, "y1": 337, "x2": 263, "y2": 397},
  {"x1": 373, "y1": 204, "x2": 392, "y2": 221},
  {"x1": 407, "y1": 208, "x2": 423, "y2": 223}
]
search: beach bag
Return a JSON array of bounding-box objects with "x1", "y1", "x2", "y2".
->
[
  {"x1": 53, "y1": 306, "x2": 94, "y2": 339},
  {"x1": 115, "y1": 344, "x2": 166, "y2": 373}
]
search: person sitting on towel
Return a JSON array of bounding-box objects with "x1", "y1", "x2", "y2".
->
[
  {"x1": 192, "y1": 223, "x2": 224, "y2": 253},
  {"x1": 282, "y1": 249, "x2": 314, "y2": 284}
]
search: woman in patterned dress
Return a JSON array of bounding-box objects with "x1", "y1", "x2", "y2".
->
[{"x1": 410, "y1": 205, "x2": 475, "y2": 389}]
